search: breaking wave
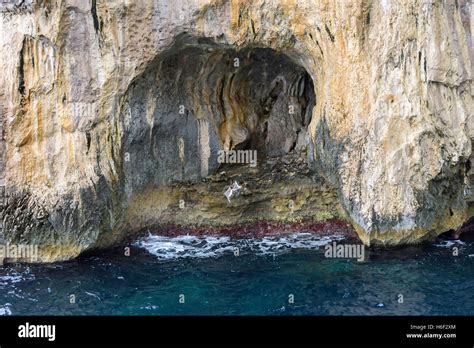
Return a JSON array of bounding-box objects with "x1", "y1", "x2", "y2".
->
[{"x1": 135, "y1": 232, "x2": 345, "y2": 260}]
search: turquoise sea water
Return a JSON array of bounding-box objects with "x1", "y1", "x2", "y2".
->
[{"x1": 0, "y1": 232, "x2": 473, "y2": 316}]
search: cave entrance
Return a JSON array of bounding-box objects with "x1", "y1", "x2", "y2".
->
[
  {"x1": 125, "y1": 34, "x2": 315, "y2": 181},
  {"x1": 121, "y1": 34, "x2": 338, "y2": 227}
]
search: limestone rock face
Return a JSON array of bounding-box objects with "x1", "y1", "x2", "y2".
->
[{"x1": 0, "y1": 0, "x2": 472, "y2": 262}]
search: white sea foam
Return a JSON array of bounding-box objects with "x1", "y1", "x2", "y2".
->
[
  {"x1": 0, "y1": 275, "x2": 25, "y2": 285},
  {"x1": 433, "y1": 239, "x2": 466, "y2": 248},
  {"x1": 0, "y1": 304, "x2": 12, "y2": 315},
  {"x1": 85, "y1": 291, "x2": 102, "y2": 301},
  {"x1": 0, "y1": 269, "x2": 34, "y2": 287},
  {"x1": 135, "y1": 232, "x2": 345, "y2": 260},
  {"x1": 140, "y1": 305, "x2": 159, "y2": 310}
]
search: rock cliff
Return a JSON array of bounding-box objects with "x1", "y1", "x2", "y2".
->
[{"x1": 0, "y1": 0, "x2": 472, "y2": 262}]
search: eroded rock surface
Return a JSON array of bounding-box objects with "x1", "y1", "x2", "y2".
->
[{"x1": 0, "y1": 0, "x2": 472, "y2": 262}]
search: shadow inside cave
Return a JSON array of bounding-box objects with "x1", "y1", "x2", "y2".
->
[{"x1": 120, "y1": 33, "x2": 317, "y2": 186}]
